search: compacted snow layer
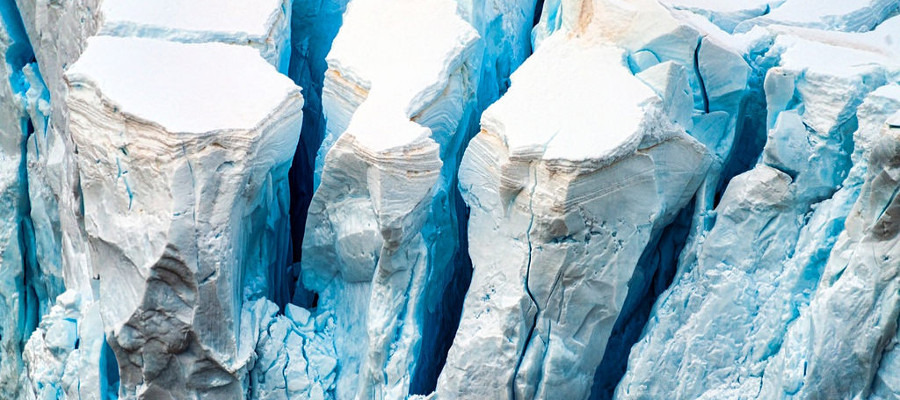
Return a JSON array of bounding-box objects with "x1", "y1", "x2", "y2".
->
[{"x1": 99, "y1": 0, "x2": 292, "y2": 71}]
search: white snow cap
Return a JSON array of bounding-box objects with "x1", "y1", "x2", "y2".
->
[{"x1": 66, "y1": 36, "x2": 300, "y2": 133}]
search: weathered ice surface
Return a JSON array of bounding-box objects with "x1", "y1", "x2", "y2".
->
[
  {"x1": 65, "y1": 36, "x2": 302, "y2": 397},
  {"x1": 761, "y1": 109, "x2": 900, "y2": 398},
  {"x1": 870, "y1": 110, "x2": 900, "y2": 400}
]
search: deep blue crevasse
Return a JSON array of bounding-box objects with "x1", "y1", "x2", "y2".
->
[
  {"x1": 285, "y1": 0, "x2": 349, "y2": 309},
  {"x1": 589, "y1": 200, "x2": 695, "y2": 400},
  {"x1": 1, "y1": 0, "x2": 42, "y2": 346},
  {"x1": 589, "y1": 42, "x2": 772, "y2": 399}
]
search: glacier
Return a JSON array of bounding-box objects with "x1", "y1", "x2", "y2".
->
[{"x1": 0, "y1": 0, "x2": 899, "y2": 399}]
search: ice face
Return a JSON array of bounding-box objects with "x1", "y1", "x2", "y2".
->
[
  {"x1": 64, "y1": 36, "x2": 302, "y2": 397},
  {"x1": 4, "y1": 1, "x2": 900, "y2": 399}
]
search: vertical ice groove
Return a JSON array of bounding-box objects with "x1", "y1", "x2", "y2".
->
[
  {"x1": 11, "y1": 1, "x2": 106, "y2": 397},
  {"x1": 16, "y1": 0, "x2": 103, "y2": 303},
  {"x1": 511, "y1": 132, "x2": 556, "y2": 400},
  {"x1": 285, "y1": 0, "x2": 351, "y2": 309},
  {"x1": 0, "y1": 0, "x2": 59, "y2": 396}
]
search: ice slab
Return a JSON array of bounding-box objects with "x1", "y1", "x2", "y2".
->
[
  {"x1": 99, "y1": 0, "x2": 291, "y2": 71},
  {"x1": 735, "y1": 0, "x2": 900, "y2": 33},
  {"x1": 662, "y1": 0, "x2": 784, "y2": 32}
]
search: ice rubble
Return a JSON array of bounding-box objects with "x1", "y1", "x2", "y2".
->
[{"x1": 2, "y1": 0, "x2": 900, "y2": 399}]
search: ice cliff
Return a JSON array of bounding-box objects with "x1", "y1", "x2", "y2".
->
[{"x1": 0, "y1": 0, "x2": 899, "y2": 399}]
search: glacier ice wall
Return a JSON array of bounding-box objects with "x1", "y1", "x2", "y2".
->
[
  {"x1": 2, "y1": 0, "x2": 900, "y2": 399},
  {"x1": 8, "y1": 0, "x2": 305, "y2": 397}
]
